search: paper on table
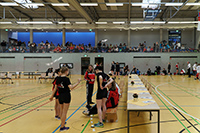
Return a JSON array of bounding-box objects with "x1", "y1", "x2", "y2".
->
[
  {"x1": 128, "y1": 90, "x2": 149, "y2": 94},
  {"x1": 127, "y1": 98, "x2": 156, "y2": 106},
  {"x1": 128, "y1": 84, "x2": 145, "y2": 88}
]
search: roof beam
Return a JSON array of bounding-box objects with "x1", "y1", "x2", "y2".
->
[
  {"x1": 109, "y1": 0, "x2": 118, "y2": 10},
  {"x1": 40, "y1": 0, "x2": 65, "y2": 19},
  {"x1": 0, "y1": 0, "x2": 32, "y2": 20},
  {"x1": 67, "y1": 0, "x2": 93, "y2": 23},
  {"x1": 97, "y1": 0, "x2": 108, "y2": 10}
]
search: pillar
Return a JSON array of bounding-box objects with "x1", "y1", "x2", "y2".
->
[
  {"x1": 128, "y1": 29, "x2": 131, "y2": 46},
  {"x1": 160, "y1": 29, "x2": 163, "y2": 42},
  {"x1": 30, "y1": 29, "x2": 33, "y2": 43},
  {"x1": 62, "y1": 28, "x2": 66, "y2": 46},
  {"x1": 95, "y1": 29, "x2": 98, "y2": 46}
]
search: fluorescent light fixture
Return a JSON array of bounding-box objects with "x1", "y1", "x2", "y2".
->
[
  {"x1": 95, "y1": 22, "x2": 107, "y2": 24},
  {"x1": 106, "y1": 3, "x2": 123, "y2": 6},
  {"x1": 25, "y1": 3, "x2": 44, "y2": 6},
  {"x1": 80, "y1": 3, "x2": 98, "y2": 6},
  {"x1": 165, "y1": 3, "x2": 183, "y2": 6},
  {"x1": 0, "y1": 2, "x2": 18, "y2": 6},
  {"x1": 168, "y1": 21, "x2": 180, "y2": 24},
  {"x1": 17, "y1": 21, "x2": 53, "y2": 24},
  {"x1": 58, "y1": 22, "x2": 70, "y2": 24},
  {"x1": 131, "y1": 21, "x2": 165, "y2": 24},
  {"x1": 132, "y1": 3, "x2": 149, "y2": 6},
  {"x1": 0, "y1": 22, "x2": 12, "y2": 24},
  {"x1": 51, "y1": 3, "x2": 69, "y2": 6},
  {"x1": 168, "y1": 21, "x2": 198, "y2": 24},
  {"x1": 75, "y1": 22, "x2": 88, "y2": 24},
  {"x1": 113, "y1": 22, "x2": 125, "y2": 24},
  {"x1": 186, "y1": 3, "x2": 200, "y2": 6}
]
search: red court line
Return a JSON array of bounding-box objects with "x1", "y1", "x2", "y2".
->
[{"x1": 0, "y1": 100, "x2": 51, "y2": 127}]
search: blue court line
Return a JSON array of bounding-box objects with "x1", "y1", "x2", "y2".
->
[{"x1": 52, "y1": 91, "x2": 97, "y2": 133}]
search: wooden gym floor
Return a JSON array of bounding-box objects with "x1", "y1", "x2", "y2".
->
[{"x1": 0, "y1": 75, "x2": 199, "y2": 133}]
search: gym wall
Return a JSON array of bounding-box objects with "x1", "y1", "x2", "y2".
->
[{"x1": 0, "y1": 53, "x2": 199, "y2": 74}]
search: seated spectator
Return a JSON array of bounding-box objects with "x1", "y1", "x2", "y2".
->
[
  {"x1": 147, "y1": 46, "x2": 151, "y2": 52},
  {"x1": 181, "y1": 45, "x2": 185, "y2": 52},
  {"x1": 123, "y1": 65, "x2": 129, "y2": 75},
  {"x1": 131, "y1": 66, "x2": 136, "y2": 74},
  {"x1": 180, "y1": 69, "x2": 186, "y2": 75},
  {"x1": 54, "y1": 45, "x2": 61, "y2": 53},
  {"x1": 147, "y1": 68, "x2": 151, "y2": 76},
  {"x1": 8, "y1": 46, "x2": 12, "y2": 53},
  {"x1": 136, "y1": 69, "x2": 140, "y2": 75},
  {"x1": 161, "y1": 68, "x2": 167, "y2": 76}
]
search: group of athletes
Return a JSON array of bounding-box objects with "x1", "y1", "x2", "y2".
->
[{"x1": 49, "y1": 64, "x2": 121, "y2": 131}]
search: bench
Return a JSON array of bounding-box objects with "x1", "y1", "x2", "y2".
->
[{"x1": 106, "y1": 107, "x2": 118, "y2": 122}]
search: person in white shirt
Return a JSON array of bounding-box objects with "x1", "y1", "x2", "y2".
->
[
  {"x1": 193, "y1": 62, "x2": 197, "y2": 76},
  {"x1": 195, "y1": 63, "x2": 200, "y2": 80},
  {"x1": 187, "y1": 62, "x2": 191, "y2": 78}
]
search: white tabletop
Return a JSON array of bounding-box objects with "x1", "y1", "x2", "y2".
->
[{"x1": 127, "y1": 75, "x2": 160, "y2": 111}]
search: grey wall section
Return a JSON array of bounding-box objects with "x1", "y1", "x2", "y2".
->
[
  {"x1": 97, "y1": 30, "x2": 128, "y2": 45},
  {"x1": 0, "y1": 53, "x2": 199, "y2": 74},
  {"x1": 0, "y1": 30, "x2": 8, "y2": 42},
  {"x1": 131, "y1": 30, "x2": 160, "y2": 46},
  {"x1": 182, "y1": 29, "x2": 194, "y2": 47}
]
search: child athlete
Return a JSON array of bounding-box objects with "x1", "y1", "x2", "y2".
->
[
  {"x1": 52, "y1": 68, "x2": 61, "y2": 119},
  {"x1": 94, "y1": 66, "x2": 113, "y2": 127},
  {"x1": 50, "y1": 67, "x2": 81, "y2": 131}
]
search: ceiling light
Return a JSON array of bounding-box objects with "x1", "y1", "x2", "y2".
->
[
  {"x1": 132, "y1": 3, "x2": 149, "y2": 6},
  {"x1": 106, "y1": 3, "x2": 123, "y2": 6},
  {"x1": 186, "y1": 3, "x2": 200, "y2": 6},
  {"x1": 17, "y1": 21, "x2": 53, "y2": 24},
  {"x1": 165, "y1": 3, "x2": 183, "y2": 6},
  {"x1": 25, "y1": 3, "x2": 44, "y2": 6},
  {"x1": 113, "y1": 22, "x2": 125, "y2": 24},
  {"x1": 95, "y1": 22, "x2": 107, "y2": 24},
  {"x1": 0, "y1": 22, "x2": 12, "y2": 24},
  {"x1": 58, "y1": 22, "x2": 70, "y2": 24},
  {"x1": 0, "y1": 2, "x2": 18, "y2": 6},
  {"x1": 80, "y1": 3, "x2": 98, "y2": 6},
  {"x1": 75, "y1": 22, "x2": 88, "y2": 24},
  {"x1": 131, "y1": 21, "x2": 165, "y2": 24},
  {"x1": 51, "y1": 3, "x2": 69, "y2": 6}
]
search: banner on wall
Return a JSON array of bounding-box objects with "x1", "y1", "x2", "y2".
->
[{"x1": 198, "y1": 10, "x2": 200, "y2": 31}]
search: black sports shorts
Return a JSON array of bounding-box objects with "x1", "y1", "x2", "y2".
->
[
  {"x1": 59, "y1": 93, "x2": 71, "y2": 104},
  {"x1": 96, "y1": 89, "x2": 107, "y2": 100}
]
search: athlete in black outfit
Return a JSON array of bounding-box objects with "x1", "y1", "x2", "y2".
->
[
  {"x1": 94, "y1": 66, "x2": 113, "y2": 128},
  {"x1": 50, "y1": 67, "x2": 81, "y2": 132}
]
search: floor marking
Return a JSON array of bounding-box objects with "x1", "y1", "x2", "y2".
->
[
  {"x1": 0, "y1": 100, "x2": 51, "y2": 127},
  {"x1": 52, "y1": 91, "x2": 97, "y2": 133}
]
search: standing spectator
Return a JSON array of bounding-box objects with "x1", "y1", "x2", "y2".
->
[
  {"x1": 110, "y1": 61, "x2": 115, "y2": 77},
  {"x1": 17, "y1": 40, "x2": 22, "y2": 46},
  {"x1": 195, "y1": 63, "x2": 200, "y2": 80},
  {"x1": 193, "y1": 62, "x2": 197, "y2": 77},
  {"x1": 1, "y1": 40, "x2": 7, "y2": 52},
  {"x1": 167, "y1": 62, "x2": 171, "y2": 75},
  {"x1": 97, "y1": 41, "x2": 102, "y2": 52},
  {"x1": 160, "y1": 42, "x2": 163, "y2": 52},
  {"x1": 187, "y1": 61, "x2": 191, "y2": 78},
  {"x1": 115, "y1": 62, "x2": 120, "y2": 79},
  {"x1": 175, "y1": 62, "x2": 179, "y2": 75}
]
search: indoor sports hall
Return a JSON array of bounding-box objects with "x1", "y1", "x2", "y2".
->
[{"x1": 0, "y1": 0, "x2": 200, "y2": 133}]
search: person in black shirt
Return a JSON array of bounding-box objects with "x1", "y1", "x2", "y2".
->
[
  {"x1": 94, "y1": 66, "x2": 113, "y2": 128},
  {"x1": 50, "y1": 67, "x2": 81, "y2": 132},
  {"x1": 168, "y1": 62, "x2": 171, "y2": 75},
  {"x1": 115, "y1": 62, "x2": 120, "y2": 79},
  {"x1": 161, "y1": 68, "x2": 167, "y2": 75},
  {"x1": 110, "y1": 61, "x2": 115, "y2": 77}
]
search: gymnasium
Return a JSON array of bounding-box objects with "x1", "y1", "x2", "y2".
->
[{"x1": 0, "y1": 0, "x2": 200, "y2": 132}]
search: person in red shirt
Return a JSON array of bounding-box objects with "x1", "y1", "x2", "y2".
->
[
  {"x1": 176, "y1": 62, "x2": 179, "y2": 75},
  {"x1": 84, "y1": 65, "x2": 95, "y2": 109},
  {"x1": 52, "y1": 68, "x2": 61, "y2": 119}
]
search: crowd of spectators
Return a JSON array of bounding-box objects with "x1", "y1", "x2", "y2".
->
[{"x1": 0, "y1": 40, "x2": 199, "y2": 53}]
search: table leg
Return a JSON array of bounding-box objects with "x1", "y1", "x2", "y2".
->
[
  {"x1": 158, "y1": 110, "x2": 160, "y2": 133},
  {"x1": 127, "y1": 110, "x2": 129, "y2": 133},
  {"x1": 28, "y1": 73, "x2": 30, "y2": 78},
  {"x1": 150, "y1": 111, "x2": 152, "y2": 120}
]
